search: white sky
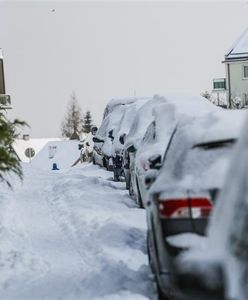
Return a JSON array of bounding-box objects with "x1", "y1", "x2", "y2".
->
[{"x1": 0, "y1": 1, "x2": 248, "y2": 137}]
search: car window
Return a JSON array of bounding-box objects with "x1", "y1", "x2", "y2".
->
[{"x1": 161, "y1": 129, "x2": 235, "y2": 191}]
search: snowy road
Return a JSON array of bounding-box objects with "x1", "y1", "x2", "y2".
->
[{"x1": 0, "y1": 163, "x2": 156, "y2": 300}]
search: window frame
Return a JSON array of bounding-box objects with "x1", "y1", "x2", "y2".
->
[{"x1": 243, "y1": 65, "x2": 248, "y2": 80}]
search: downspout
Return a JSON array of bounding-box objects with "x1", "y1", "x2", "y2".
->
[
  {"x1": 0, "y1": 57, "x2": 6, "y2": 95},
  {"x1": 227, "y1": 63, "x2": 232, "y2": 108}
]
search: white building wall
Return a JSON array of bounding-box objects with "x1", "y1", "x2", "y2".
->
[{"x1": 225, "y1": 61, "x2": 248, "y2": 106}]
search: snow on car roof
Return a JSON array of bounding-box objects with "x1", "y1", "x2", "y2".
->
[
  {"x1": 125, "y1": 93, "x2": 218, "y2": 151},
  {"x1": 111, "y1": 98, "x2": 149, "y2": 155},
  {"x1": 102, "y1": 96, "x2": 151, "y2": 120},
  {"x1": 225, "y1": 27, "x2": 248, "y2": 59},
  {"x1": 124, "y1": 95, "x2": 165, "y2": 151}
]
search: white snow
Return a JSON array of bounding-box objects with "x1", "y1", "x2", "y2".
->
[
  {"x1": 125, "y1": 93, "x2": 217, "y2": 153},
  {"x1": 150, "y1": 109, "x2": 246, "y2": 196},
  {"x1": 31, "y1": 140, "x2": 81, "y2": 170},
  {"x1": 12, "y1": 138, "x2": 63, "y2": 163},
  {"x1": 166, "y1": 233, "x2": 206, "y2": 249},
  {"x1": 0, "y1": 163, "x2": 155, "y2": 300},
  {"x1": 103, "y1": 97, "x2": 150, "y2": 120}
]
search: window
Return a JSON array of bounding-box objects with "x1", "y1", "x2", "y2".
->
[
  {"x1": 213, "y1": 78, "x2": 226, "y2": 90},
  {"x1": 243, "y1": 66, "x2": 248, "y2": 79}
]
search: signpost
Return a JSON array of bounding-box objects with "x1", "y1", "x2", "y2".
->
[{"x1": 25, "y1": 147, "x2": 35, "y2": 163}]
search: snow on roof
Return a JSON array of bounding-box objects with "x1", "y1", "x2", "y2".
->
[
  {"x1": 12, "y1": 138, "x2": 62, "y2": 163},
  {"x1": 0, "y1": 49, "x2": 3, "y2": 59},
  {"x1": 225, "y1": 27, "x2": 248, "y2": 60},
  {"x1": 31, "y1": 140, "x2": 80, "y2": 170}
]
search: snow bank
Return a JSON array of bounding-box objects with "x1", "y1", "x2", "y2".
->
[
  {"x1": 31, "y1": 140, "x2": 80, "y2": 170},
  {"x1": 12, "y1": 138, "x2": 62, "y2": 162}
]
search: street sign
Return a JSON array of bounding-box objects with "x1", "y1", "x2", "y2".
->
[{"x1": 25, "y1": 147, "x2": 35, "y2": 159}]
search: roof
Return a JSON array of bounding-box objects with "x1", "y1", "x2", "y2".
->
[
  {"x1": 12, "y1": 138, "x2": 63, "y2": 163},
  {"x1": 0, "y1": 49, "x2": 3, "y2": 59},
  {"x1": 225, "y1": 27, "x2": 248, "y2": 60}
]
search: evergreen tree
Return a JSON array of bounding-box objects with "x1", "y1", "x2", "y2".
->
[
  {"x1": 0, "y1": 102, "x2": 26, "y2": 187},
  {"x1": 82, "y1": 110, "x2": 93, "y2": 133},
  {"x1": 61, "y1": 93, "x2": 83, "y2": 140}
]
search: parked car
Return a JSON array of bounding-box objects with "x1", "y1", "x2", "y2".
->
[
  {"x1": 93, "y1": 97, "x2": 148, "y2": 173},
  {"x1": 174, "y1": 112, "x2": 248, "y2": 300},
  {"x1": 123, "y1": 95, "x2": 167, "y2": 194},
  {"x1": 124, "y1": 93, "x2": 217, "y2": 206},
  {"x1": 146, "y1": 110, "x2": 246, "y2": 299}
]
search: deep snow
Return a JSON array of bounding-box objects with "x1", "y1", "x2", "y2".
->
[{"x1": 0, "y1": 163, "x2": 155, "y2": 300}]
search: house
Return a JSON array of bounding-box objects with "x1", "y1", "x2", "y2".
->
[
  {"x1": 213, "y1": 28, "x2": 248, "y2": 108},
  {"x1": 0, "y1": 48, "x2": 11, "y2": 109}
]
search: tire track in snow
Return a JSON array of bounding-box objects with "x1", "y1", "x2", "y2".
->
[{"x1": 0, "y1": 164, "x2": 156, "y2": 300}]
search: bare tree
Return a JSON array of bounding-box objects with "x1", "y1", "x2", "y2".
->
[{"x1": 61, "y1": 93, "x2": 83, "y2": 140}]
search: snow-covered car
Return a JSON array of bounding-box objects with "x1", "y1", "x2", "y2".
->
[
  {"x1": 174, "y1": 112, "x2": 248, "y2": 300},
  {"x1": 134, "y1": 93, "x2": 219, "y2": 208},
  {"x1": 93, "y1": 97, "x2": 148, "y2": 172},
  {"x1": 146, "y1": 110, "x2": 246, "y2": 299},
  {"x1": 123, "y1": 95, "x2": 167, "y2": 194}
]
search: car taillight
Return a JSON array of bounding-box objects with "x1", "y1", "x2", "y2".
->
[{"x1": 158, "y1": 198, "x2": 212, "y2": 219}]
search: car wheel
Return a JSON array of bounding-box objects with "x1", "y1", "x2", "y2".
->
[{"x1": 103, "y1": 157, "x2": 107, "y2": 169}]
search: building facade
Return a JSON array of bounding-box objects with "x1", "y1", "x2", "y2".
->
[{"x1": 212, "y1": 28, "x2": 248, "y2": 108}]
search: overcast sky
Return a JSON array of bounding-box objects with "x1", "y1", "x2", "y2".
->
[{"x1": 0, "y1": 1, "x2": 248, "y2": 137}]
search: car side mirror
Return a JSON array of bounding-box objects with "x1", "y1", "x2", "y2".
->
[
  {"x1": 148, "y1": 154, "x2": 162, "y2": 170},
  {"x1": 119, "y1": 133, "x2": 126, "y2": 145},
  {"x1": 144, "y1": 170, "x2": 158, "y2": 189},
  {"x1": 127, "y1": 145, "x2": 136, "y2": 153},
  {"x1": 91, "y1": 126, "x2": 98, "y2": 136},
  {"x1": 175, "y1": 261, "x2": 224, "y2": 300},
  {"x1": 93, "y1": 136, "x2": 104, "y2": 143}
]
